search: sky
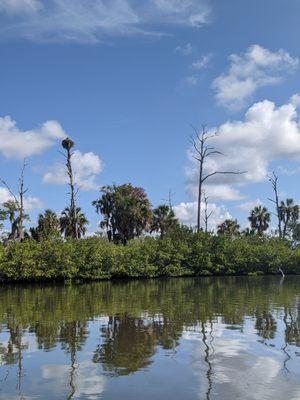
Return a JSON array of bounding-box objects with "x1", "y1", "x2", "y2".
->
[{"x1": 0, "y1": 0, "x2": 300, "y2": 233}]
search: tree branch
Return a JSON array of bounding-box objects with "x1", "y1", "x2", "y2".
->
[{"x1": 202, "y1": 170, "x2": 246, "y2": 183}]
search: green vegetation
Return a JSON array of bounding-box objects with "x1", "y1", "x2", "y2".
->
[
  {"x1": 0, "y1": 229, "x2": 299, "y2": 282},
  {"x1": 1, "y1": 138, "x2": 300, "y2": 282}
]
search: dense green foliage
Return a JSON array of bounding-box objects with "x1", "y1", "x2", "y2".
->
[
  {"x1": 93, "y1": 183, "x2": 153, "y2": 244},
  {"x1": 0, "y1": 229, "x2": 299, "y2": 282}
]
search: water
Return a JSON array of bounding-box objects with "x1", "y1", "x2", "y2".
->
[{"x1": 0, "y1": 276, "x2": 299, "y2": 400}]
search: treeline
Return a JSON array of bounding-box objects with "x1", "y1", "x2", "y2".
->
[
  {"x1": 1, "y1": 135, "x2": 300, "y2": 245},
  {"x1": 0, "y1": 230, "x2": 300, "y2": 282},
  {"x1": 1, "y1": 137, "x2": 300, "y2": 281}
]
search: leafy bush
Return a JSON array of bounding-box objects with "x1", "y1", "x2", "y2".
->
[{"x1": 0, "y1": 232, "x2": 299, "y2": 282}]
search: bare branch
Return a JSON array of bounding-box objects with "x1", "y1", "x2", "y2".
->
[
  {"x1": 205, "y1": 150, "x2": 224, "y2": 157},
  {"x1": 202, "y1": 170, "x2": 246, "y2": 183},
  {"x1": 0, "y1": 178, "x2": 19, "y2": 206}
]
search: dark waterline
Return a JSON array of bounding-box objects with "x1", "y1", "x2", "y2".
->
[{"x1": 0, "y1": 276, "x2": 299, "y2": 399}]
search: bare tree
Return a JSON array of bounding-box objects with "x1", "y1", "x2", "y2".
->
[
  {"x1": 163, "y1": 189, "x2": 174, "y2": 211},
  {"x1": 268, "y1": 171, "x2": 282, "y2": 238},
  {"x1": 191, "y1": 125, "x2": 245, "y2": 232},
  {"x1": 203, "y1": 192, "x2": 213, "y2": 233},
  {"x1": 0, "y1": 159, "x2": 29, "y2": 241}
]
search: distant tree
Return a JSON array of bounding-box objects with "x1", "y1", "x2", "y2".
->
[
  {"x1": 278, "y1": 198, "x2": 299, "y2": 239},
  {"x1": 292, "y1": 223, "x2": 300, "y2": 245},
  {"x1": 30, "y1": 209, "x2": 61, "y2": 241},
  {"x1": 268, "y1": 172, "x2": 282, "y2": 238},
  {"x1": 92, "y1": 184, "x2": 152, "y2": 244},
  {"x1": 190, "y1": 125, "x2": 245, "y2": 232},
  {"x1": 60, "y1": 207, "x2": 88, "y2": 239},
  {"x1": 242, "y1": 227, "x2": 256, "y2": 237},
  {"x1": 61, "y1": 137, "x2": 82, "y2": 239},
  {"x1": 248, "y1": 206, "x2": 271, "y2": 236},
  {"x1": 0, "y1": 160, "x2": 29, "y2": 241},
  {"x1": 217, "y1": 219, "x2": 240, "y2": 237},
  {"x1": 202, "y1": 192, "x2": 213, "y2": 233},
  {"x1": 2, "y1": 200, "x2": 19, "y2": 235},
  {"x1": 0, "y1": 208, "x2": 6, "y2": 231},
  {"x1": 151, "y1": 204, "x2": 178, "y2": 238}
]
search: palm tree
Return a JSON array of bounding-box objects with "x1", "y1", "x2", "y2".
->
[
  {"x1": 278, "y1": 198, "x2": 299, "y2": 238},
  {"x1": 2, "y1": 200, "x2": 29, "y2": 239},
  {"x1": 217, "y1": 219, "x2": 240, "y2": 237},
  {"x1": 248, "y1": 205, "x2": 270, "y2": 236},
  {"x1": 151, "y1": 204, "x2": 178, "y2": 238},
  {"x1": 30, "y1": 209, "x2": 60, "y2": 241},
  {"x1": 60, "y1": 207, "x2": 88, "y2": 239},
  {"x1": 3, "y1": 200, "x2": 18, "y2": 233}
]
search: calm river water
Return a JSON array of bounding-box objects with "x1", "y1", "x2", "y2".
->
[{"x1": 0, "y1": 276, "x2": 299, "y2": 399}]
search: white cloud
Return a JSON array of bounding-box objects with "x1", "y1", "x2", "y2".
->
[
  {"x1": 186, "y1": 96, "x2": 300, "y2": 201},
  {"x1": 151, "y1": 0, "x2": 210, "y2": 27},
  {"x1": 0, "y1": 187, "x2": 42, "y2": 211},
  {"x1": 0, "y1": 0, "x2": 210, "y2": 43},
  {"x1": 290, "y1": 93, "x2": 300, "y2": 108},
  {"x1": 0, "y1": 0, "x2": 41, "y2": 14},
  {"x1": 173, "y1": 200, "x2": 231, "y2": 230},
  {"x1": 213, "y1": 44, "x2": 298, "y2": 110},
  {"x1": 238, "y1": 199, "x2": 261, "y2": 213},
  {"x1": 277, "y1": 165, "x2": 300, "y2": 176},
  {"x1": 175, "y1": 42, "x2": 194, "y2": 56},
  {"x1": 0, "y1": 116, "x2": 66, "y2": 159},
  {"x1": 191, "y1": 53, "x2": 212, "y2": 69},
  {"x1": 42, "y1": 361, "x2": 106, "y2": 399},
  {"x1": 24, "y1": 195, "x2": 43, "y2": 210},
  {"x1": 0, "y1": 187, "x2": 11, "y2": 204},
  {"x1": 43, "y1": 150, "x2": 103, "y2": 190}
]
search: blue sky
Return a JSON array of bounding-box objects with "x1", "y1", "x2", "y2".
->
[{"x1": 0, "y1": 0, "x2": 300, "y2": 232}]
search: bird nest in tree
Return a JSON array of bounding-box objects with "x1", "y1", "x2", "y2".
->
[{"x1": 62, "y1": 137, "x2": 74, "y2": 150}]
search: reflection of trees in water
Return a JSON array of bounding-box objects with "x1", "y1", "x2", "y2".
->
[
  {"x1": 93, "y1": 312, "x2": 183, "y2": 376},
  {"x1": 93, "y1": 314, "x2": 157, "y2": 375},
  {"x1": 0, "y1": 322, "x2": 28, "y2": 398},
  {"x1": 255, "y1": 312, "x2": 277, "y2": 341},
  {"x1": 59, "y1": 321, "x2": 89, "y2": 400},
  {"x1": 0, "y1": 277, "x2": 299, "y2": 394},
  {"x1": 281, "y1": 302, "x2": 300, "y2": 372},
  {"x1": 201, "y1": 320, "x2": 214, "y2": 400}
]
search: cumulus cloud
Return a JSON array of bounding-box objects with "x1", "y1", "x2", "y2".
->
[
  {"x1": 24, "y1": 195, "x2": 43, "y2": 210},
  {"x1": 0, "y1": 0, "x2": 210, "y2": 43},
  {"x1": 173, "y1": 200, "x2": 231, "y2": 230},
  {"x1": 237, "y1": 199, "x2": 261, "y2": 213},
  {"x1": 0, "y1": 186, "x2": 42, "y2": 211},
  {"x1": 213, "y1": 44, "x2": 298, "y2": 110},
  {"x1": 186, "y1": 96, "x2": 300, "y2": 201},
  {"x1": 43, "y1": 150, "x2": 103, "y2": 190},
  {"x1": 290, "y1": 93, "x2": 300, "y2": 108},
  {"x1": 0, "y1": 116, "x2": 66, "y2": 159}
]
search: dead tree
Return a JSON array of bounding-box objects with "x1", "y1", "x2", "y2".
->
[
  {"x1": 0, "y1": 159, "x2": 28, "y2": 241},
  {"x1": 268, "y1": 171, "x2": 282, "y2": 238},
  {"x1": 203, "y1": 192, "x2": 213, "y2": 234},
  {"x1": 191, "y1": 125, "x2": 246, "y2": 232},
  {"x1": 61, "y1": 138, "x2": 78, "y2": 239}
]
